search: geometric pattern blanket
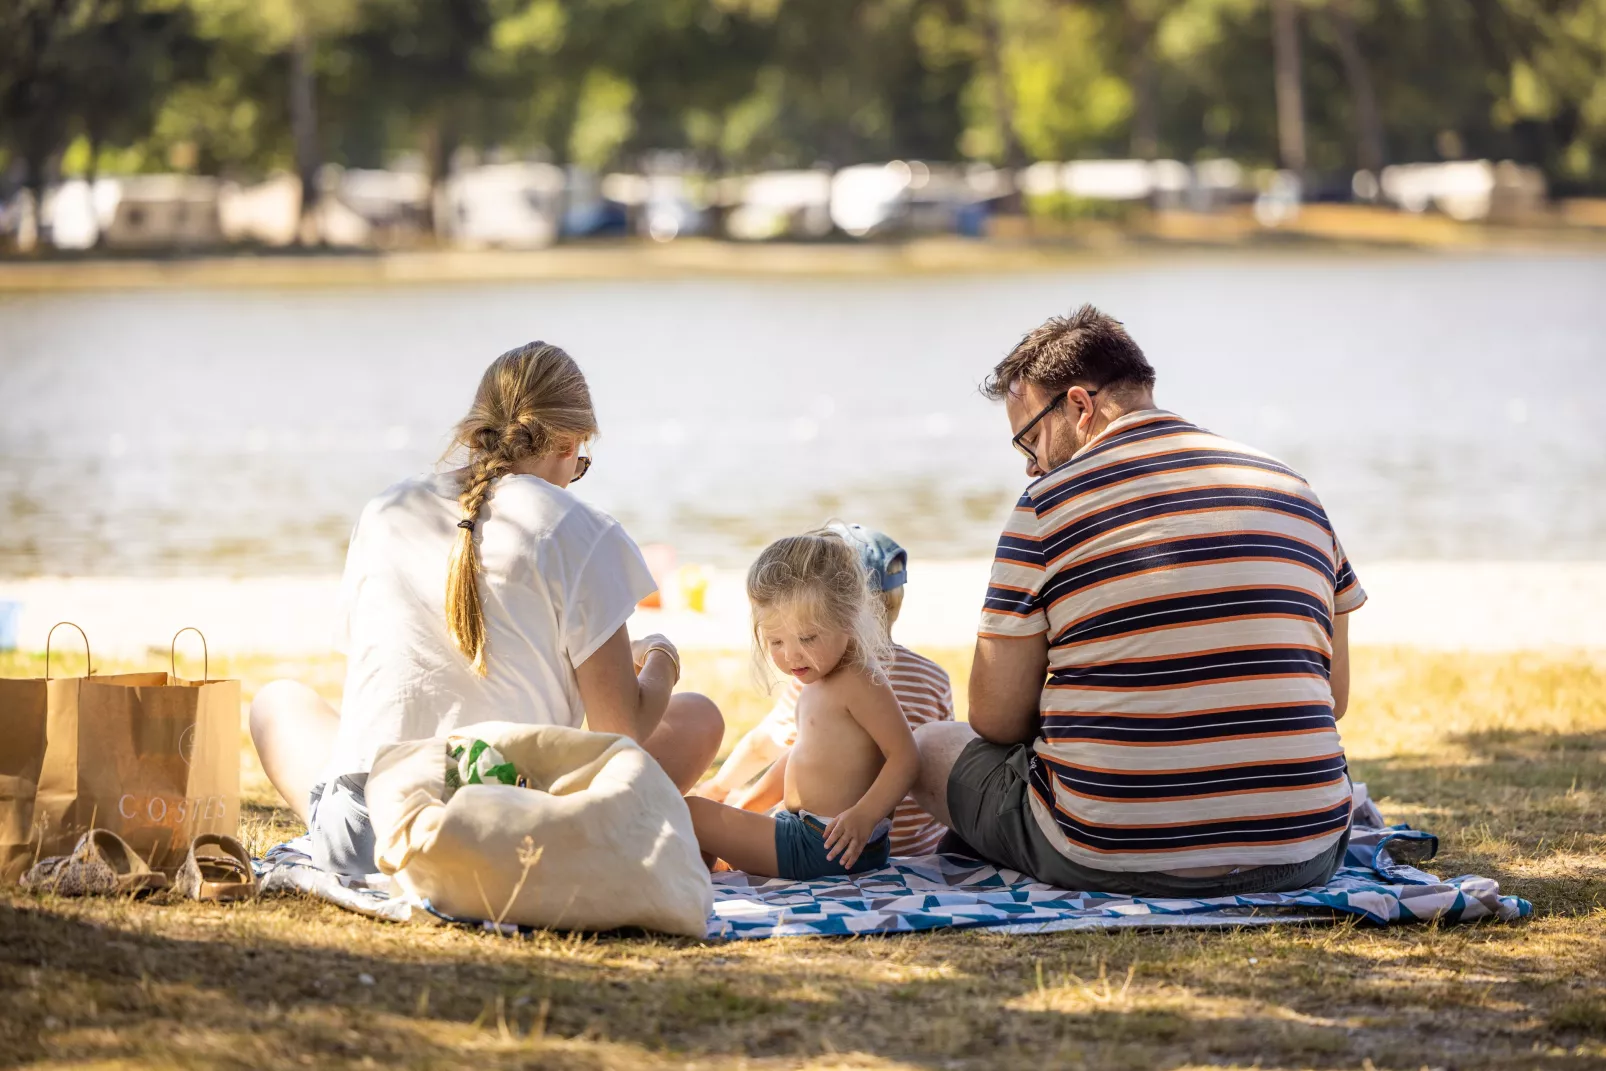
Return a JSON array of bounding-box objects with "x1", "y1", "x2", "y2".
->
[{"x1": 255, "y1": 785, "x2": 1531, "y2": 940}]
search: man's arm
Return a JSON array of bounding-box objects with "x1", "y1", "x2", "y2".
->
[
  {"x1": 1331, "y1": 612, "x2": 1351, "y2": 720},
  {"x1": 968, "y1": 632, "x2": 1049, "y2": 745}
]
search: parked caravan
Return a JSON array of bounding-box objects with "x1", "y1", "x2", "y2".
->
[
  {"x1": 830, "y1": 161, "x2": 971, "y2": 238},
  {"x1": 443, "y1": 163, "x2": 565, "y2": 248},
  {"x1": 1380, "y1": 160, "x2": 1547, "y2": 223},
  {"x1": 726, "y1": 171, "x2": 833, "y2": 241},
  {"x1": 99, "y1": 175, "x2": 224, "y2": 250}
]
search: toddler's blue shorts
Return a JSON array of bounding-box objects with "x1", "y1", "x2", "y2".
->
[{"x1": 773, "y1": 809, "x2": 891, "y2": 880}]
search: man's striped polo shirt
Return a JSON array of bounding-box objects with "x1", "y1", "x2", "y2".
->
[{"x1": 980, "y1": 409, "x2": 1366, "y2": 872}]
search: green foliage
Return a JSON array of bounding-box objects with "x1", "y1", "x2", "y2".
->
[
  {"x1": 994, "y1": 1, "x2": 1132, "y2": 160},
  {"x1": 569, "y1": 69, "x2": 637, "y2": 168},
  {"x1": 0, "y1": 0, "x2": 207, "y2": 188},
  {"x1": 4, "y1": 0, "x2": 1606, "y2": 210},
  {"x1": 1026, "y1": 191, "x2": 1142, "y2": 222}
]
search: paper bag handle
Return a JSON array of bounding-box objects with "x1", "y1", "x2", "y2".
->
[
  {"x1": 171, "y1": 627, "x2": 209, "y2": 682},
  {"x1": 45, "y1": 621, "x2": 92, "y2": 680}
]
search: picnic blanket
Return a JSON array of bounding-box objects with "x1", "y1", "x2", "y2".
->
[{"x1": 255, "y1": 784, "x2": 1531, "y2": 939}]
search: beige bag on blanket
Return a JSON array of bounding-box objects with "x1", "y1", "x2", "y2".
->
[{"x1": 365, "y1": 721, "x2": 712, "y2": 938}]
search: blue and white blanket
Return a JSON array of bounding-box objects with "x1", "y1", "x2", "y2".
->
[{"x1": 256, "y1": 786, "x2": 1531, "y2": 939}]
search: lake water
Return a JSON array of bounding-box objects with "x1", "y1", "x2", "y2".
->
[{"x1": 2, "y1": 250, "x2": 1604, "y2": 576}]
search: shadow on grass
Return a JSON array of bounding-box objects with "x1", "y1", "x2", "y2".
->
[
  {"x1": 1350, "y1": 727, "x2": 1606, "y2": 916},
  {"x1": 0, "y1": 898, "x2": 1596, "y2": 1070}
]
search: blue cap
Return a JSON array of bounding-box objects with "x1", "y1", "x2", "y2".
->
[{"x1": 827, "y1": 522, "x2": 907, "y2": 592}]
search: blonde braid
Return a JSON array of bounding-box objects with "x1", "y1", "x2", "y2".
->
[
  {"x1": 445, "y1": 448, "x2": 515, "y2": 675},
  {"x1": 444, "y1": 342, "x2": 598, "y2": 675}
]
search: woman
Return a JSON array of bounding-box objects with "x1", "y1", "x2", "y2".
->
[{"x1": 250, "y1": 341, "x2": 724, "y2": 879}]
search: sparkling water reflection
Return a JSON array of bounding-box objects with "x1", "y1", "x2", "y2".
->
[{"x1": 2, "y1": 252, "x2": 1603, "y2": 576}]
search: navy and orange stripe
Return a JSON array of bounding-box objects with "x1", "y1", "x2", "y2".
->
[{"x1": 981, "y1": 409, "x2": 1365, "y2": 868}]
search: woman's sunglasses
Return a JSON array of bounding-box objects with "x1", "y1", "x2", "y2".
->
[{"x1": 572, "y1": 444, "x2": 593, "y2": 482}]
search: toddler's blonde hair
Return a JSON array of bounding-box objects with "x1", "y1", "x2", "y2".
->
[{"x1": 747, "y1": 529, "x2": 891, "y2": 685}]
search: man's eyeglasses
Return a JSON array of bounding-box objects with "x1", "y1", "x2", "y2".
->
[
  {"x1": 572, "y1": 443, "x2": 592, "y2": 482},
  {"x1": 1011, "y1": 387, "x2": 1100, "y2": 468}
]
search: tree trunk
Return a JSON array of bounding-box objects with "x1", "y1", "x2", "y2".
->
[
  {"x1": 976, "y1": 0, "x2": 1024, "y2": 170},
  {"x1": 1325, "y1": 0, "x2": 1384, "y2": 177},
  {"x1": 1270, "y1": 0, "x2": 1306, "y2": 176},
  {"x1": 290, "y1": 23, "x2": 321, "y2": 244},
  {"x1": 425, "y1": 109, "x2": 460, "y2": 243},
  {"x1": 86, "y1": 130, "x2": 104, "y2": 249},
  {"x1": 1126, "y1": 0, "x2": 1158, "y2": 160}
]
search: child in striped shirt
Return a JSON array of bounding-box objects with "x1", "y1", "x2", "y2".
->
[{"x1": 695, "y1": 524, "x2": 956, "y2": 858}]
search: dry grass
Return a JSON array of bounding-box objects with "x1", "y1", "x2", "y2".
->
[{"x1": 2, "y1": 646, "x2": 1604, "y2": 1070}]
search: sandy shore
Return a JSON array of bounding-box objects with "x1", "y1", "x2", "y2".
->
[
  {"x1": 3, "y1": 560, "x2": 1603, "y2": 658},
  {"x1": 4, "y1": 211, "x2": 1605, "y2": 293}
]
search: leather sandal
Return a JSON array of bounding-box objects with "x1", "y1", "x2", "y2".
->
[
  {"x1": 174, "y1": 834, "x2": 258, "y2": 902},
  {"x1": 22, "y1": 829, "x2": 167, "y2": 896}
]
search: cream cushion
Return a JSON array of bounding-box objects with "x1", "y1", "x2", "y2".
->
[{"x1": 365, "y1": 721, "x2": 711, "y2": 938}]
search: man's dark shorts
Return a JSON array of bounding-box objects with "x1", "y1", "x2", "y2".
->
[{"x1": 945, "y1": 738, "x2": 1349, "y2": 898}]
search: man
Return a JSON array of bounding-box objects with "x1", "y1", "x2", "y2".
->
[{"x1": 912, "y1": 305, "x2": 1365, "y2": 897}]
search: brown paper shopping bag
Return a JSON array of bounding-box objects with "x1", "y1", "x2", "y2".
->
[
  {"x1": 0, "y1": 653, "x2": 54, "y2": 882},
  {"x1": 1, "y1": 624, "x2": 241, "y2": 881}
]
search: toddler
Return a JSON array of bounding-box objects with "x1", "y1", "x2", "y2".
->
[
  {"x1": 696, "y1": 523, "x2": 955, "y2": 856},
  {"x1": 685, "y1": 530, "x2": 919, "y2": 878}
]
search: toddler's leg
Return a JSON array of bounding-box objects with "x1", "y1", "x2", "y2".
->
[{"x1": 685, "y1": 796, "x2": 781, "y2": 876}]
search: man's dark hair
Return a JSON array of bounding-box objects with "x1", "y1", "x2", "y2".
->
[{"x1": 981, "y1": 304, "x2": 1156, "y2": 400}]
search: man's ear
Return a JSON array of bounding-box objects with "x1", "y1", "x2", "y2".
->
[{"x1": 1067, "y1": 386, "x2": 1097, "y2": 428}]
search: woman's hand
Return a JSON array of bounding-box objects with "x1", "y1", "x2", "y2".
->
[
  {"x1": 630, "y1": 634, "x2": 680, "y2": 678},
  {"x1": 822, "y1": 804, "x2": 882, "y2": 869}
]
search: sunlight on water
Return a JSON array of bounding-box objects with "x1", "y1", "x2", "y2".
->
[{"x1": 2, "y1": 253, "x2": 1604, "y2": 575}]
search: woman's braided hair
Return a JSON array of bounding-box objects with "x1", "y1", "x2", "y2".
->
[{"x1": 446, "y1": 342, "x2": 597, "y2": 675}]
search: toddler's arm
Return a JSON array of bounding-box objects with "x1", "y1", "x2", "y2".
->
[{"x1": 822, "y1": 670, "x2": 919, "y2": 867}]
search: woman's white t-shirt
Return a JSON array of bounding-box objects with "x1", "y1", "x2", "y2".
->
[{"x1": 322, "y1": 471, "x2": 656, "y2": 782}]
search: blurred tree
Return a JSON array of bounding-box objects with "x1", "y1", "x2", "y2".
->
[
  {"x1": 974, "y1": 0, "x2": 1026, "y2": 167},
  {"x1": 6, "y1": 0, "x2": 1606, "y2": 224},
  {"x1": 1321, "y1": 0, "x2": 1384, "y2": 177},
  {"x1": 1, "y1": 0, "x2": 81, "y2": 221},
  {"x1": 182, "y1": 0, "x2": 363, "y2": 238},
  {"x1": 943, "y1": 0, "x2": 1129, "y2": 163},
  {"x1": 1270, "y1": 0, "x2": 1305, "y2": 174},
  {"x1": 0, "y1": 0, "x2": 203, "y2": 246},
  {"x1": 344, "y1": 0, "x2": 494, "y2": 235},
  {"x1": 1122, "y1": 0, "x2": 1164, "y2": 160}
]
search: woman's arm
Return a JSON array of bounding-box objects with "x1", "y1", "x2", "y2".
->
[{"x1": 574, "y1": 626, "x2": 678, "y2": 743}]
